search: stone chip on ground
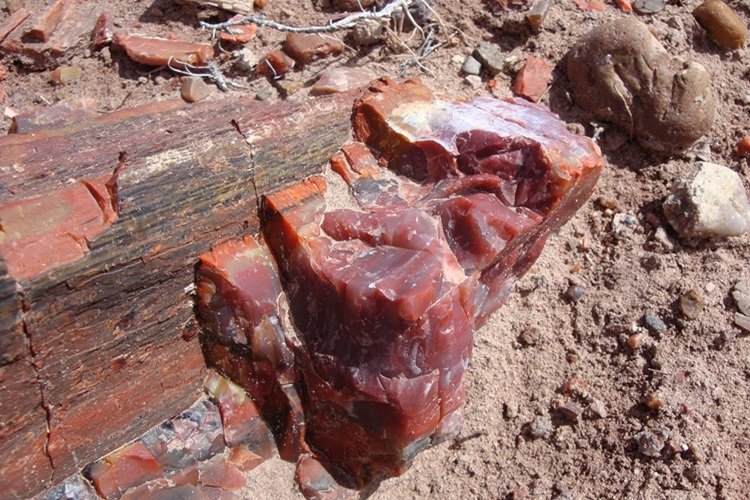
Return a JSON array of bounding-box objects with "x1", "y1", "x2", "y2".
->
[
  {"x1": 693, "y1": 0, "x2": 747, "y2": 49},
  {"x1": 283, "y1": 33, "x2": 344, "y2": 65},
  {"x1": 663, "y1": 162, "x2": 750, "y2": 239},
  {"x1": 114, "y1": 34, "x2": 214, "y2": 66},
  {"x1": 310, "y1": 66, "x2": 376, "y2": 95},
  {"x1": 181, "y1": 76, "x2": 213, "y2": 103}
]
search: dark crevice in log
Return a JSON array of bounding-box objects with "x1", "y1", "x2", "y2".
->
[{"x1": 19, "y1": 291, "x2": 56, "y2": 478}]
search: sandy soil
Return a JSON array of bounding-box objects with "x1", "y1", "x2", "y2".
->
[{"x1": 3, "y1": 0, "x2": 749, "y2": 498}]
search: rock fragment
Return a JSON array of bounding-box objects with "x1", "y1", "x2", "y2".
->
[
  {"x1": 693, "y1": 0, "x2": 747, "y2": 49},
  {"x1": 351, "y1": 19, "x2": 384, "y2": 46},
  {"x1": 588, "y1": 399, "x2": 607, "y2": 419},
  {"x1": 663, "y1": 162, "x2": 750, "y2": 239},
  {"x1": 310, "y1": 66, "x2": 375, "y2": 95},
  {"x1": 114, "y1": 34, "x2": 214, "y2": 66},
  {"x1": 0, "y1": 8, "x2": 30, "y2": 45},
  {"x1": 732, "y1": 280, "x2": 750, "y2": 316},
  {"x1": 256, "y1": 49, "x2": 295, "y2": 78},
  {"x1": 529, "y1": 415, "x2": 553, "y2": 438},
  {"x1": 85, "y1": 443, "x2": 164, "y2": 498},
  {"x1": 567, "y1": 18, "x2": 715, "y2": 152},
  {"x1": 23, "y1": 0, "x2": 69, "y2": 42},
  {"x1": 643, "y1": 311, "x2": 667, "y2": 335},
  {"x1": 573, "y1": 0, "x2": 605, "y2": 11},
  {"x1": 614, "y1": 0, "x2": 633, "y2": 12},
  {"x1": 49, "y1": 65, "x2": 81, "y2": 84},
  {"x1": 462, "y1": 54, "x2": 482, "y2": 75},
  {"x1": 38, "y1": 474, "x2": 98, "y2": 500},
  {"x1": 234, "y1": 47, "x2": 258, "y2": 71},
  {"x1": 679, "y1": 289, "x2": 705, "y2": 320},
  {"x1": 473, "y1": 42, "x2": 504, "y2": 75},
  {"x1": 633, "y1": 0, "x2": 665, "y2": 15},
  {"x1": 737, "y1": 136, "x2": 750, "y2": 158},
  {"x1": 526, "y1": 0, "x2": 550, "y2": 30},
  {"x1": 90, "y1": 12, "x2": 114, "y2": 50},
  {"x1": 512, "y1": 56, "x2": 552, "y2": 103},
  {"x1": 559, "y1": 402, "x2": 582, "y2": 420},
  {"x1": 180, "y1": 76, "x2": 213, "y2": 103},
  {"x1": 284, "y1": 33, "x2": 344, "y2": 65},
  {"x1": 635, "y1": 430, "x2": 666, "y2": 458}
]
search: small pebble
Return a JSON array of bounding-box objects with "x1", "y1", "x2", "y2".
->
[
  {"x1": 735, "y1": 313, "x2": 750, "y2": 332},
  {"x1": 503, "y1": 402, "x2": 519, "y2": 420},
  {"x1": 558, "y1": 401, "x2": 582, "y2": 420},
  {"x1": 518, "y1": 326, "x2": 540, "y2": 346},
  {"x1": 529, "y1": 415, "x2": 553, "y2": 439},
  {"x1": 737, "y1": 136, "x2": 750, "y2": 158},
  {"x1": 255, "y1": 83, "x2": 274, "y2": 101},
  {"x1": 351, "y1": 19, "x2": 384, "y2": 46},
  {"x1": 565, "y1": 283, "x2": 585, "y2": 302},
  {"x1": 180, "y1": 77, "x2": 212, "y2": 103},
  {"x1": 49, "y1": 66, "x2": 82, "y2": 85},
  {"x1": 635, "y1": 430, "x2": 666, "y2": 458},
  {"x1": 679, "y1": 288, "x2": 705, "y2": 320},
  {"x1": 461, "y1": 55, "x2": 482, "y2": 76},
  {"x1": 732, "y1": 279, "x2": 750, "y2": 316},
  {"x1": 473, "y1": 42, "x2": 504, "y2": 75},
  {"x1": 588, "y1": 399, "x2": 607, "y2": 419},
  {"x1": 645, "y1": 393, "x2": 666, "y2": 411},
  {"x1": 464, "y1": 75, "x2": 482, "y2": 90},
  {"x1": 235, "y1": 48, "x2": 258, "y2": 71},
  {"x1": 627, "y1": 332, "x2": 646, "y2": 349},
  {"x1": 663, "y1": 162, "x2": 750, "y2": 240},
  {"x1": 643, "y1": 311, "x2": 667, "y2": 335},
  {"x1": 565, "y1": 352, "x2": 579, "y2": 364},
  {"x1": 693, "y1": 0, "x2": 747, "y2": 49},
  {"x1": 633, "y1": 0, "x2": 665, "y2": 14}
]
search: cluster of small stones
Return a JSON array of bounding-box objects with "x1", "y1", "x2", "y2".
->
[{"x1": 37, "y1": 372, "x2": 275, "y2": 500}]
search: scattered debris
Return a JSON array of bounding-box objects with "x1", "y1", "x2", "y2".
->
[
  {"x1": 181, "y1": 76, "x2": 214, "y2": 103},
  {"x1": 663, "y1": 162, "x2": 750, "y2": 239},
  {"x1": 512, "y1": 56, "x2": 552, "y2": 103},
  {"x1": 567, "y1": 18, "x2": 715, "y2": 152},
  {"x1": 693, "y1": 0, "x2": 747, "y2": 50},
  {"x1": 310, "y1": 66, "x2": 376, "y2": 95}
]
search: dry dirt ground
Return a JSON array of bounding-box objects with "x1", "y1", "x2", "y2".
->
[{"x1": 3, "y1": 0, "x2": 750, "y2": 499}]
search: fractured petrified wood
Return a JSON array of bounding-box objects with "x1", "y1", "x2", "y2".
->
[
  {"x1": 0, "y1": 90, "x2": 358, "y2": 497},
  {"x1": 197, "y1": 78, "x2": 604, "y2": 492}
]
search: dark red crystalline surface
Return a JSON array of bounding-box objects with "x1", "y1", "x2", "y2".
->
[{"x1": 197, "y1": 78, "x2": 603, "y2": 494}]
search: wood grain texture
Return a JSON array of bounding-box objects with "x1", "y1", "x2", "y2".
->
[{"x1": 0, "y1": 90, "x2": 358, "y2": 497}]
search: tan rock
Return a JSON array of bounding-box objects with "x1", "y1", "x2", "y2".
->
[
  {"x1": 180, "y1": 76, "x2": 213, "y2": 103},
  {"x1": 310, "y1": 66, "x2": 376, "y2": 95},
  {"x1": 693, "y1": 0, "x2": 746, "y2": 49},
  {"x1": 283, "y1": 33, "x2": 345, "y2": 65},
  {"x1": 49, "y1": 65, "x2": 82, "y2": 84}
]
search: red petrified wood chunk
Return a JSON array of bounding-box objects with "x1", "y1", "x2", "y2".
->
[
  {"x1": 256, "y1": 49, "x2": 295, "y2": 78},
  {"x1": 218, "y1": 15, "x2": 257, "y2": 44},
  {"x1": 11, "y1": 97, "x2": 98, "y2": 134},
  {"x1": 86, "y1": 443, "x2": 164, "y2": 499},
  {"x1": 197, "y1": 78, "x2": 603, "y2": 492},
  {"x1": 91, "y1": 12, "x2": 114, "y2": 50},
  {"x1": 737, "y1": 135, "x2": 750, "y2": 159},
  {"x1": 284, "y1": 33, "x2": 345, "y2": 65},
  {"x1": 512, "y1": 55, "x2": 553, "y2": 102},
  {"x1": 0, "y1": 9, "x2": 30, "y2": 45},
  {"x1": 296, "y1": 455, "x2": 353, "y2": 500},
  {"x1": 23, "y1": 0, "x2": 71, "y2": 42},
  {"x1": 114, "y1": 34, "x2": 214, "y2": 66}
]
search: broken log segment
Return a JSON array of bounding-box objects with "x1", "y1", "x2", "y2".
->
[{"x1": 0, "y1": 89, "x2": 359, "y2": 497}]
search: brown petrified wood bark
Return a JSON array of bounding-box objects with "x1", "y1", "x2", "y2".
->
[{"x1": 0, "y1": 90, "x2": 358, "y2": 497}]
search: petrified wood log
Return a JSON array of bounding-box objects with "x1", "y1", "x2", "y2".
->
[
  {"x1": 0, "y1": 91, "x2": 357, "y2": 497},
  {"x1": 197, "y1": 78, "x2": 604, "y2": 493}
]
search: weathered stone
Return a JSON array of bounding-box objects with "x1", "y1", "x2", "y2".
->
[
  {"x1": 737, "y1": 136, "x2": 750, "y2": 158},
  {"x1": 49, "y1": 65, "x2": 81, "y2": 84},
  {"x1": 663, "y1": 162, "x2": 750, "y2": 239},
  {"x1": 198, "y1": 457, "x2": 246, "y2": 490},
  {"x1": 284, "y1": 33, "x2": 344, "y2": 65},
  {"x1": 558, "y1": 402, "x2": 582, "y2": 420},
  {"x1": 526, "y1": 0, "x2": 550, "y2": 29},
  {"x1": 512, "y1": 56, "x2": 552, "y2": 102},
  {"x1": 114, "y1": 34, "x2": 214, "y2": 66},
  {"x1": 461, "y1": 54, "x2": 482, "y2": 75},
  {"x1": 473, "y1": 42, "x2": 504, "y2": 75},
  {"x1": 679, "y1": 289, "x2": 705, "y2": 320},
  {"x1": 310, "y1": 66, "x2": 376, "y2": 95},
  {"x1": 11, "y1": 97, "x2": 98, "y2": 134},
  {"x1": 295, "y1": 456, "x2": 352, "y2": 500},
  {"x1": 693, "y1": 0, "x2": 747, "y2": 49},
  {"x1": 567, "y1": 18, "x2": 715, "y2": 152},
  {"x1": 633, "y1": 0, "x2": 665, "y2": 14},
  {"x1": 37, "y1": 474, "x2": 99, "y2": 500},
  {"x1": 529, "y1": 415, "x2": 553, "y2": 438},
  {"x1": 351, "y1": 18, "x2": 384, "y2": 46},
  {"x1": 732, "y1": 280, "x2": 750, "y2": 316},
  {"x1": 90, "y1": 12, "x2": 114, "y2": 50},
  {"x1": 643, "y1": 311, "x2": 667, "y2": 335},
  {"x1": 234, "y1": 47, "x2": 258, "y2": 71},
  {"x1": 635, "y1": 430, "x2": 666, "y2": 458},
  {"x1": 180, "y1": 76, "x2": 213, "y2": 103},
  {"x1": 256, "y1": 49, "x2": 295, "y2": 78}
]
